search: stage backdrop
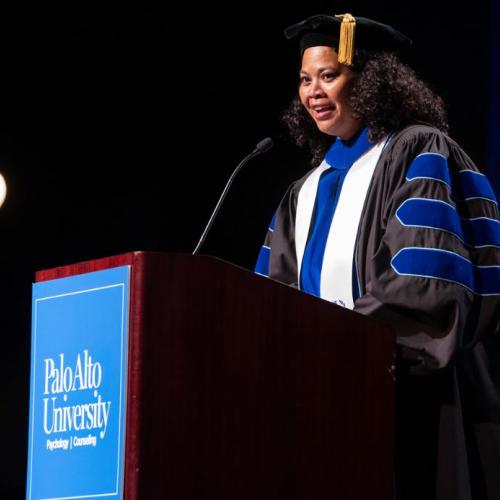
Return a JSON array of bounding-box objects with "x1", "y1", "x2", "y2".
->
[{"x1": 488, "y1": 0, "x2": 500, "y2": 197}]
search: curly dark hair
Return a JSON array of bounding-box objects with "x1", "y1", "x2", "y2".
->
[{"x1": 282, "y1": 51, "x2": 449, "y2": 166}]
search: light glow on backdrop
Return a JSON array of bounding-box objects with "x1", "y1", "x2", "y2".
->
[{"x1": 0, "y1": 173, "x2": 6, "y2": 208}]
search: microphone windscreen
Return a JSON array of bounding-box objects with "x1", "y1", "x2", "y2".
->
[{"x1": 255, "y1": 137, "x2": 274, "y2": 154}]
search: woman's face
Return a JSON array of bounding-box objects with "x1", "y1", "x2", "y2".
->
[{"x1": 299, "y1": 46, "x2": 362, "y2": 140}]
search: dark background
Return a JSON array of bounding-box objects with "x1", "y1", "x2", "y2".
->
[{"x1": 0, "y1": 1, "x2": 494, "y2": 497}]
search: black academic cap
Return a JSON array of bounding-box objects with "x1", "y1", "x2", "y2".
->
[{"x1": 284, "y1": 13, "x2": 411, "y2": 65}]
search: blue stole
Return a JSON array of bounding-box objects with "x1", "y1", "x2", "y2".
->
[{"x1": 300, "y1": 127, "x2": 373, "y2": 297}]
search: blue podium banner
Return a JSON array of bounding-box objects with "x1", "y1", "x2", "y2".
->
[{"x1": 26, "y1": 266, "x2": 131, "y2": 500}]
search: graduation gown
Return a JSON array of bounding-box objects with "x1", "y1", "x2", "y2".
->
[{"x1": 255, "y1": 124, "x2": 500, "y2": 500}]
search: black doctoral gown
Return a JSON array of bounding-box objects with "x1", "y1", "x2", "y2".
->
[{"x1": 257, "y1": 124, "x2": 500, "y2": 500}]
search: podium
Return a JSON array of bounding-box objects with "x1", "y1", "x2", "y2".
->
[{"x1": 27, "y1": 252, "x2": 395, "y2": 500}]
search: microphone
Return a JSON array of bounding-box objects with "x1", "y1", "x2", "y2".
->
[{"x1": 192, "y1": 137, "x2": 274, "y2": 255}]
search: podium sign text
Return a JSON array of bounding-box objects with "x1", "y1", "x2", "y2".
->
[{"x1": 27, "y1": 266, "x2": 130, "y2": 500}]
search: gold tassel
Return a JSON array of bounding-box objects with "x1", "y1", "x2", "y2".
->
[{"x1": 335, "y1": 13, "x2": 356, "y2": 66}]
